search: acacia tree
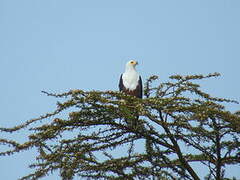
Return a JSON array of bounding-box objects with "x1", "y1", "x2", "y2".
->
[{"x1": 0, "y1": 73, "x2": 240, "y2": 180}]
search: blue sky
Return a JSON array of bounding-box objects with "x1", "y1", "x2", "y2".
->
[{"x1": 0, "y1": 0, "x2": 239, "y2": 179}]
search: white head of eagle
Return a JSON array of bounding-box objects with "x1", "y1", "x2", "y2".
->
[{"x1": 119, "y1": 60, "x2": 143, "y2": 98}]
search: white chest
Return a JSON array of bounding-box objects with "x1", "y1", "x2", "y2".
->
[{"x1": 122, "y1": 71, "x2": 139, "y2": 90}]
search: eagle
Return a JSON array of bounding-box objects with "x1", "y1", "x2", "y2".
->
[
  {"x1": 119, "y1": 60, "x2": 142, "y2": 98},
  {"x1": 118, "y1": 60, "x2": 143, "y2": 128}
]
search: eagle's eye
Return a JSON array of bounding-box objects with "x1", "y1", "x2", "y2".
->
[{"x1": 131, "y1": 61, "x2": 134, "y2": 64}]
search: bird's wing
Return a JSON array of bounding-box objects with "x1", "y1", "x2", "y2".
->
[
  {"x1": 119, "y1": 74, "x2": 124, "y2": 91},
  {"x1": 137, "y1": 76, "x2": 143, "y2": 98}
]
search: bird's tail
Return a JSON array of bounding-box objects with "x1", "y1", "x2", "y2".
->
[{"x1": 124, "y1": 111, "x2": 139, "y2": 127}]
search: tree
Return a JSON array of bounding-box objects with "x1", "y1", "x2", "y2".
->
[{"x1": 0, "y1": 73, "x2": 240, "y2": 180}]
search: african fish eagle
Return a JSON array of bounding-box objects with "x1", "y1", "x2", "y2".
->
[{"x1": 119, "y1": 60, "x2": 143, "y2": 98}]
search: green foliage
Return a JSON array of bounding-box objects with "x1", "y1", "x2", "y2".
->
[{"x1": 0, "y1": 73, "x2": 240, "y2": 180}]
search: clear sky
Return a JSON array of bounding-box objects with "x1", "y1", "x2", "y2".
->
[{"x1": 0, "y1": 0, "x2": 239, "y2": 179}]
